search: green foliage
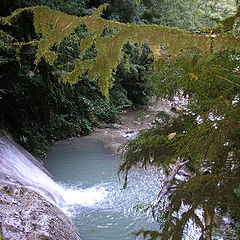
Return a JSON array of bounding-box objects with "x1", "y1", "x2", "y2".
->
[
  {"x1": 0, "y1": 0, "x2": 92, "y2": 17},
  {"x1": 141, "y1": 0, "x2": 203, "y2": 29},
  {"x1": 25, "y1": 0, "x2": 89, "y2": 17},
  {"x1": 140, "y1": 0, "x2": 237, "y2": 30},
  {"x1": 119, "y1": 51, "x2": 240, "y2": 238},
  {"x1": 154, "y1": 174, "x2": 240, "y2": 239},
  {"x1": 2, "y1": 4, "x2": 240, "y2": 99},
  {"x1": 0, "y1": 46, "x2": 130, "y2": 156},
  {"x1": 114, "y1": 42, "x2": 153, "y2": 105},
  {"x1": 1, "y1": 2, "x2": 240, "y2": 236},
  {"x1": 0, "y1": 35, "x2": 15, "y2": 64},
  {"x1": 93, "y1": 99, "x2": 122, "y2": 123},
  {"x1": 119, "y1": 112, "x2": 197, "y2": 188},
  {"x1": 0, "y1": 0, "x2": 26, "y2": 17},
  {"x1": 102, "y1": 0, "x2": 142, "y2": 23},
  {"x1": 92, "y1": 83, "x2": 132, "y2": 123},
  {"x1": 0, "y1": 5, "x2": 136, "y2": 157},
  {"x1": 135, "y1": 230, "x2": 161, "y2": 240}
]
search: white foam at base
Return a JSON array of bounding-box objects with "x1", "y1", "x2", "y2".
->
[
  {"x1": 59, "y1": 186, "x2": 109, "y2": 207},
  {"x1": 0, "y1": 136, "x2": 109, "y2": 212}
]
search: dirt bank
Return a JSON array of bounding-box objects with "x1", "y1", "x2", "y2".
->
[{"x1": 94, "y1": 99, "x2": 175, "y2": 155}]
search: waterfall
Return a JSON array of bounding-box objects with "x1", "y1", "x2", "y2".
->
[
  {"x1": 0, "y1": 134, "x2": 109, "y2": 209},
  {"x1": 0, "y1": 134, "x2": 65, "y2": 205}
]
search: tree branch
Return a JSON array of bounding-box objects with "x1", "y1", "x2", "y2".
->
[
  {"x1": 153, "y1": 158, "x2": 189, "y2": 206},
  {"x1": 218, "y1": 75, "x2": 240, "y2": 87}
]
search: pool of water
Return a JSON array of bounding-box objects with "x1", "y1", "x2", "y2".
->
[{"x1": 44, "y1": 135, "x2": 161, "y2": 240}]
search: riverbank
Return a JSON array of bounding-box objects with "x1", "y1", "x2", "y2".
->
[
  {"x1": 44, "y1": 98, "x2": 177, "y2": 159},
  {"x1": 94, "y1": 99, "x2": 175, "y2": 155}
]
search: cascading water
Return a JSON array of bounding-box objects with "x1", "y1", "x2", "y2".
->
[
  {"x1": 0, "y1": 133, "x2": 161, "y2": 239},
  {"x1": 0, "y1": 135, "x2": 109, "y2": 209},
  {"x1": 0, "y1": 135, "x2": 64, "y2": 205}
]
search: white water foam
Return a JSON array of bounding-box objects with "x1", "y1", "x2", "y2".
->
[
  {"x1": 0, "y1": 135, "x2": 109, "y2": 212},
  {"x1": 59, "y1": 185, "x2": 109, "y2": 207}
]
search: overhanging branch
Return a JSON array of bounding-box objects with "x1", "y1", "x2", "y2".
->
[{"x1": 153, "y1": 158, "x2": 189, "y2": 206}]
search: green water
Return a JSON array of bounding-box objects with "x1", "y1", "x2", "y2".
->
[{"x1": 45, "y1": 135, "x2": 161, "y2": 240}]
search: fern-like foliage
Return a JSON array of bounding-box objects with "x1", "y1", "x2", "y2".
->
[{"x1": 119, "y1": 50, "x2": 240, "y2": 238}]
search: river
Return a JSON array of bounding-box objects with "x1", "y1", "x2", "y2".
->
[{"x1": 44, "y1": 134, "x2": 161, "y2": 240}]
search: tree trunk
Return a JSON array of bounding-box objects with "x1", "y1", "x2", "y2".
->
[{"x1": 205, "y1": 204, "x2": 214, "y2": 240}]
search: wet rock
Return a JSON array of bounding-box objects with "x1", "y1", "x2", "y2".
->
[
  {"x1": 0, "y1": 183, "x2": 81, "y2": 240},
  {"x1": 170, "y1": 103, "x2": 182, "y2": 112}
]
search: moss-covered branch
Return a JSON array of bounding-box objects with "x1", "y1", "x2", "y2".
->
[{"x1": 1, "y1": 4, "x2": 240, "y2": 97}]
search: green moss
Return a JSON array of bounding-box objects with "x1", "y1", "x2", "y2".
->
[
  {"x1": 32, "y1": 6, "x2": 55, "y2": 37},
  {"x1": 62, "y1": 60, "x2": 93, "y2": 84},
  {"x1": 79, "y1": 35, "x2": 95, "y2": 54},
  {"x1": 2, "y1": 4, "x2": 240, "y2": 97},
  {"x1": 0, "y1": 7, "x2": 32, "y2": 25},
  {"x1": 213, "y1": 33, "x2": 240, "y2": 52}
]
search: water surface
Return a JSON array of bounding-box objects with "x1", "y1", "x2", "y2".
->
[{"x1": 45, "y1": 135, "x2": 161, "y2": 240}]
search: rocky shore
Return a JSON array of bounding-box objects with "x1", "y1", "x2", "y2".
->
[{"x1": 94, "y1": 99, "x2": 175, "y2": 155}]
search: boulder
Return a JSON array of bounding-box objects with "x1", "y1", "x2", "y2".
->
[{"x1": 0, "y1": 183, "x2": 81, "y2": 240}]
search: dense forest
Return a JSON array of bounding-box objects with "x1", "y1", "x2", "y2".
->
[{"x1": 0, "y1": 0, "x2": 240, "y2": 239}]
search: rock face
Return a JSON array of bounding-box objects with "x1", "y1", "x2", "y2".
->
[
  {"x1": 0, "y1": 183, "x2": 81, "y2": 240},
  {"x1": 0, "y1": 133, "x2": 81, "y2": 240}
]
